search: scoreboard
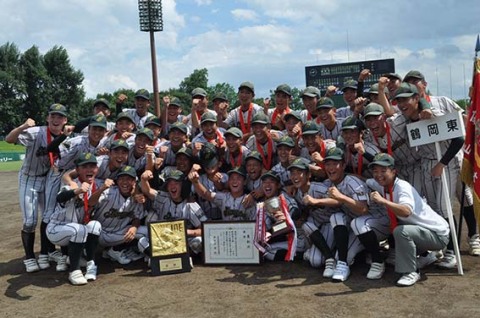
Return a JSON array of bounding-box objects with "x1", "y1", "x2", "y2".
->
[{"x1": 305, "y1": 58, "x2": 395, "y2": 98}]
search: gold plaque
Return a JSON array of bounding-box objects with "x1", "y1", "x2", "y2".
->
[{"x1": 150, "y1": 220, "x2": 187, "y2": 257}]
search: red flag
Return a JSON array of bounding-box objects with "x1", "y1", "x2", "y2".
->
[{"x1": 461, "y1": 57, "x2": 480, "y2": 226}]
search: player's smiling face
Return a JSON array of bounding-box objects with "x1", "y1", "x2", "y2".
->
[
  {"x1": 397, "y1": 95, "x2": 420, "y2": 120},
  {"x1": 109, "y1": 148, "x2": 128, "y2": 169},
  {"x1": 135, "y1": 97, "x2": 150, "y2": 116},
  {"x1": 167, "y1": 105, "x2": 181, "y2": 122},
  {"x1": 168, "y1": 129, "x2": 187, "y2": 148},
  {"x1": 318, "y1": 108, "x2": 336, "y2": 126},
  {"x1": 146, "y1": 124, "x2": 161, "y2": 138},
  {"x1": 302, "y1": 134, "x2": 319, "y2": 153},
  {"x1": 302, "y1": 96, "x2": 318, "y2": 115},
  {"x1": 116, "y1": 119, "x2": 134, "y2": 133},
  {"x1": 252, "y1": 123, "x2": 268, "y2": 140},
  {"x1": 167, "y1": 180, "x2": 182, "y2": 202},
  {"x1": 364, "y1": 115, "x2": 386, "y2": 137},
  {"x1": 262, "y1": 177, "x2": 280, "y2": 199},
  {"x1": 89, "y1": 126, "x2": 107, "y2": 144},
  {"x1": 238, "y1": 88, "x2": 254, "y2": 107},
  {"x1": 246, "y1": 159, "x2": 262, "y2": 180},
  {"x1": 117, "y1": 175, "x2": 136, "y2": 196},
  {"x1": 176, "y1": 154, "x2": 192, "y2": 173},
  {"x1": 274, "y1": 91, "x2": 290, "y2": 110},
  {"x1": 228, "y1": 173, "x2": 245, "y2": 195},
  {"x1": 277, "y1": 145, "x2": 291, "y2": 164},
  {"x1": 289, "y1": 168, "x2": 308, "y2": 189},
  {"x1": 324, "y1": 160, "x2": 345, "y2": 184},
  {"x1": 226, "y1": 135, "x2": 241, "y2": 153},
  {"x1": 76, "y1": 163, "x2": 98, "y2": 183},
  {"x1": 47, "y1": 113, "x2": 67, "y2": 134},
  {"x1": 341, "y1": 129, "x2": 361, "y2": 146},
  {"x1": 343, "y1": 88, "x2": 357, "y2": 105},
  {"x1": 134, "y1": 135, "x2": 152, "y2": 155},
  {"x1": 201, "y1": 121, "x2": 217, "y2": 139},
  {"x1": 371, "y1": 165, "x2": 396, "y2": 187}
]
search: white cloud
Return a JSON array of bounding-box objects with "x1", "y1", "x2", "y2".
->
[
  {"x1": 231, "y1": 9, "x2": 259, "y2": 21},
  {"x1": 195, "y1": 0, "x2": 212, "y2": 6}
]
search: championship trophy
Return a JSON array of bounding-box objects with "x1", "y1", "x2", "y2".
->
[{"x1": 264, "y1": 196, "x2": 291, "y2": 237}]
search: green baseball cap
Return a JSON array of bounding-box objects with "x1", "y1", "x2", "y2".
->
[
  {"x1": 48, "y1": 103, "x2": 67, "y2": 117},
  {"x1": 316, "y1": 97, "x2": 335, "y2": 109},
  {"x1": 135, "y1": 89, "x2": 150, "y2": 100},
  {"x1": 277, "y1": 135, "x2": 295, "y2": 148},
  {"x1": 341, "y1": 116, "x2": 365, "y2": 131},
  {"x1": 93, "y1": 98, "x2": 111, "y2": 109},
  {"x1": 363, "y1": 103, "x2": 385, "y2": 117},
  {"x1": 168, "y1": 97, "x2": 182, "y2": 107},
  {"x1": 287, "y1": 158, "x2": 310, "y2": 171},
  {"x1": 404, "y1": 70, "x2": 425, "y2": 82},
  {"x1": 341, "y1": 79, "x2": 358, "y2": 91},
  {"x1": 136, "y1": 128, "x2": 154, "y2": 141},
  {"x1": 145, "y1": 116, "x2": 161, "y2": 127},
  {"x1": 275, "y1": 84, "x2": 292, "y2": 96},
  {"x1": 200, "y1": 112, "x2": 217, "y2": 124},
  {"x1": 252, "y1": 112, "x2": 269, "y2": 125},
  {"x1": 224, "y1": 127, "x2": 243, "y2": 139},
  {"x1": 75, "y1": 152, "x2": 97, "y2": 166},
  {"x1": 239, "y1": 81, "x2": 255, "y2": 94},
  {"x1": 245, "y1": 150, "x2": 262, "y2": 163},
  {"x1": 191, "y1": 87, "x2": 207, "y2": 97},
  {"x1": 227, "y1": 166, "x2": 247, "y2": 178},
  {"x1": 393, "y1": 83, "x2": 419, "y2": 99},
  {"x1": 116, "y1": 112, "x2": 135, "y2": 123},
  {"x1": 165, "y1": 169, "x2": 185, "y2": 182},
  {"x1": 284, "y1": 111, "x2": 302, "y2": 122},
  {"x1": 382, "y1": 73, "x2": 402, "y2": 81},
  {"x1": 368, "y1": 153, "x2": 395, "y2": 169},
  {"x1": 301, "y1": 86, "x2": 321, "y2": 98},
  {"x1": 168, "y1": 121, "x2": 188, "y2": 134},
  {"x1": 176, "y1": 146, "x2": 193, "y2": 158},
  {"x1": 110, "y1": 139, "x2": 130, "y2": 151},
  {"x1": 212, "y1": 92, "x2": 228, "y2": 102},
  {"x1": 89, "y1": 114, "x2": 107, "y2": 129},
  {"x1": 302, "y1": 121, "x2": 319, "y2": 135},
  {"x1": 260, "y1": 170, "x2": 280, "y2": 182},
  {"x1": 200, "y1": 143, "x2": 218, "y2": 169},
  {"x1": 116, "y1": 165, "x2": 137, "y2": 179},
  {"x1": 323, "y1": 147, "x2": 344, "y2": 161}
]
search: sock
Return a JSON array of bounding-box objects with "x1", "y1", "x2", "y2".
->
[
  {"x1": 40, "y1": 222, "x2": 55, "y2": 254},
  {"x1": 445, "y1": 216, "x2": 457, "y2": 250},
  {"x1": 21, "y1": 231, "x2": 36, "y2": 259},
  {"x1": 357, "y1": 231, "x2": 383, "y2": 263},
  {"x1": 61, "y1": 245, "x2": 68, "y2": 256},
  {"x1": 463, "y1": 205, "x2": 478, "y2": 238},
  {"x1": 84, "y1": 234, "x2": 99, "y2": 261},
  {"x1": 387, "y1": 233, "x2": 395, "y2": 249},
  {"x1": 333, "y1": 225, "x2": 349, "y2": 263},
  {"x1": 310, "y1": 230, "x2": 333, "y2": 259},
  {"x1": 68, "y1": 242, "x2": 85, "y2": 271},
  {"x1": 273, "y1": 249, "x2": 288, "y2": 261}
]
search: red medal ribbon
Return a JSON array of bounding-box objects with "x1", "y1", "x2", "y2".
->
[
  {"x1": 205, "y1": 130, "x2": 224, "y2": 147},
  {"x1": 229, "y1": 148, "x2": 243, "y2": 168},
  {"x1": 307, "y1": 112, "x2": 321, "y2": 124},
  {"x1": 256, "y1": 137, "x2": 273, "y2": 170},
  {"x1": 83, "y1": 182, "x2": 96, "y2": 224},
  {"x1": 384, "y1": 183, "x2": 398, "y2": 232},
  {"x1": 373, "y1": 123, "x2": 392, "y2": 155},
  {"x1": 46, "y1": 128, "x2": 59, "y2": 167},
  {"x1": 271, "y1": 107, "x2": 291, "y2": 127},
  {"x1": 239, "y1": 103, "x2": 253, "y2": 134},
  {"x1": 279, "y1": 194, "x2": 296, "y2": 261}
]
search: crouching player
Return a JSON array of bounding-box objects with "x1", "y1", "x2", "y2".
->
[
  {"x1": 46, "y1": 153, "x2": 102, "y2": 285},
  {"x1": 367, "y1": 153, "x2": 450, "y2": 287},
  {"x1": 89, "y1": 166, "x2": 146, "y2": 265},
  {"x1": 137, "y1": 169, "x2": 207, "y2": 260}
]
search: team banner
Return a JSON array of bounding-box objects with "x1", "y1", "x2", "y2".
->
[
  {"x1": 148, "y1": 220, "x2": 191, "y2": 276},
  {"x1": 461, "y1": 57, "x2": 480, "y2": 227}
]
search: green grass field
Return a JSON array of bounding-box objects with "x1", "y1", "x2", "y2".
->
[
  {"x1": 0, "y1": 141, "x2": 25, "y2": 152},
  {"x1": 0, "y1": 161, "x2": 22, "y2": 172},
  {"x1": 0, "y1": 141, "x2": 24, "y2": 171}
]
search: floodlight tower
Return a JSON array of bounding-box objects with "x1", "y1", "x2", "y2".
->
[{"x1": 138, "y1": 0, "x2": 163, "y2": 117}]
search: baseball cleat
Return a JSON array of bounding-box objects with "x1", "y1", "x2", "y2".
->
[
  {"x1": 366, "y1": 262, "x2": 385, "y2": 280},
  {"x1": 416, "y1": 251, "x2": 437, "y2": 269},
  {"x1": 332, "y1": 261, "x2": 350, "y2": 282},
  {"x1": 468, "y1": 234, "x2": 480, "y2": 256},
  {"x1": 56, "y1": 255, "x2": 68, "y2": 272},
  {"x1": 69, "y1": 270, "x2": 88, "y2": 285},
  {"x1": 37, "y1": 254, "x2": 51, "y2": 270},
  {"x1": 436, "y1": 250, "x2": 457, "y2": 269},
  {"x1": 105, "y1": 248, "x2": 131, "y2": 265},
  {"x1": 323, "y1": 258, "x2": 335, "y2": 278},
  {"x1": 396, "y1": 272, "x2": 420, "y2": 287},
  {"x1": 84, "y1": 260, "x2": 97, "y2": 281},
  {"x1": 48, "y1": 250, "x2": 63, "y2": 263},
  {"x1": 23, "y1": 258, "x2": 40, "y2": 273}
]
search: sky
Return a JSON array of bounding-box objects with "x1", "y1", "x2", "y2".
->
[{"x1": 1, "y1": 0, "x2": 480, "y2": 101}]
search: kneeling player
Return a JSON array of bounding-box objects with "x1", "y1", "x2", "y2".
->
[{"x1": 46, "y1": 153, "x2": 102, "y2": 285}]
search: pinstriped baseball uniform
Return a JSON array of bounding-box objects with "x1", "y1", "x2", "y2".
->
[
  {"x1": 246, "y1": 178, "x2": 262, "y2": 193},
  {"x1": 211, "y1": 192, "x2": 256, "y2": 221},
  {"x1": 16, "y1": 126, "x2": 50, "y2": 231},
  {"x1": 299, "y1": 139, "x2": 336, "y2": 162},
  {"x1": 324, "y1": 175, "x2": 390, "y2": 265},
  {"x1": 191, "y1": 128, "x2": 226, "y2": 145},
  {"x1": 336, "y1": 106, "x2": 355, "y2": 120},
  {"x1": 245, "y1": 135, "x2": 278, "y2": 169},
  {"x1": 121, "y1": 108, "x2": 154, "y2": 130},
  {"x1": 95, "y1": 155, "x2": 123, "y2": 180},
  {"x1": 319, "y1": 119, "x2": 344, "y2": 141},
  {"x1": 224, "y1": 103, "x2": 263, "y2": 129},
  {"x1": 197, "y1": 173, "x2": 228, "y2": 220},
  {"x1": 294, "y1": 182, "x2": 334, "y2": 268},
  {"x1": 343, "y1": 141, "x2": 381, "y2": 179},
  {"x1": 127, "y1": 149, "x2": 151, "y2": 175},
  {"x1": 47, "y1": 179, "x2": 103, "y2": 246},
  {"x1": 184, "y1": 109, "x2": 217, "y2": 136},
  {"x1": 299, "y1": 109, "x2": 317, "y2": 124},
  {"x1": 271, "y1": 163, "x2": 291, "y2": 186},
  {"x1": 92, "y1": 186, "x2": 146, "y2": 247},
  {"x1": 157, "y1": 140, "x2": 187, "y2": 167},
  {"x1": 223, "y1": 145, "x2": 250, "y2": 171}
]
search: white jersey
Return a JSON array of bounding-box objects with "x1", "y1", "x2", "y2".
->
[
  {"x1": 336, "y1": 106, "x2": 355, "y2": 119},
  {"x1": 191, "y1": 128, "x2": 226, "y2": 145},
  {"x1": 299, "y1": 110, "x2": 321, "y2": 124},
  {"x1": 122, "y1": 108, "x2": 154, "y2": 130},
  {"x1": 299, "y1": 139, "x2": 336, "y2": 163},
  {"x1": 271, "y1": 162, "x2": 291, "y2": 186},
  {"x1": 197, "y1": 173, "x2": 228, "y2": 220},
  {"x1": 184, "y1": 109, "x2": 217, "y2": 136},
  {"x1": 50, "y1": 178, "x2": 104, "y2": 225},
  {"x1": 157, "y1": 140, "x2": 187, "y2": 167},
  {"x1": 294, "y1": 181, "x2": 331, "y2": 224},
  {"x1": 95, "y1": 155, "x2": 124, "y2": 180},
  {"x1": 16, "y1": 126, "x2": 51, "y2": 176},
  {"x1": 224, "y1": 146, "x2": 250, "y2": 170},
  {"x1": 319, "y1": 119, "x2": 344, "y2": 141},
  {"x1": 224, "y1": 103, "x2": 263, "y2": 130},
  {"x1": 92, "y1": 186, "x2": 145, "y2": 233},
  {"x1": 344, "y1": 141, "x2": 381, "y2": 179},
  {"x1": 58, "y1": 135, "x2": 107, "y2": 171},
  {"x1": 211, "y1": 192, "x2": 256, "y2": 221},
  {"x1": 127, "y1": 149, "x2": 154, "y2": 175},
  {"x1": 150, "y1": 190, "x2": 207, "y2": 229},
  {"x1": 246, "y1": 178, "x2": 262, "y2": 193},
  {"x1": 366, "y1": 178, "x2": 450, "y2": 236},
  {"x1": 245, "y1": 136, "x2": 278, "y2": 169}
]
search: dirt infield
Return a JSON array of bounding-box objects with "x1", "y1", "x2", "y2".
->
[{"x1": 1, "y1": 170, "x2": 479, "y2": 318}]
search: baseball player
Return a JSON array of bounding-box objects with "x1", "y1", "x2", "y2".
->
[
  {"x1": 160, "y1": 97, "x2": 188, "y2": 139},
  {"x1": 299, "y1": 86, "x2": 321, "y2": 124},
  {"x1": 245, "y1": 112, "x2": 278, "y2": 170},
  {"x1": 241, "y1": 151, "x2": 265, "y2": 208},
  {"x1": 271, "y1": 135, "x2": 296, "y2": 191},
  {"x1": 76, "y1": 98, "x2": 116, "y2": 136},
  {"x1": 89, "y1": 166, "x2": 146, "y2": 265},
  {"x1": 46, "y1": 152, "x2": 103, "y2": 285},
  {"x1": 185, "y1": 87, "x2": 216, "y2": 137},
  {"x1": 336, "y1": 79, "x2": 360, "y2": 119},
  {"x1": 102, "y1": 112, "x2": 136, "y2": 150},
  {"x1": 127, "y1": 128, "x2": 155, "y2": 177},
  {"x1": 223, "y1": 127, "x2": 250, "y2": 172},
  {"x1": 191, "y1": 112, "x2": 226, "y2": 159},
  {"x1": 157, "y1": 121, "x2": 189, "y2": 168},
  {"x1": 288, "y1": 158, "x2": 338, "y2": 276},
  {"x1": 137, "y1": 169, "x2": 207, "y2": 259},
  {"x1": 282, "y1": 111, "x2": 303, "y2": 156},
  {"x1": 265, "y1": 84, "x2": 293, "y2": 131},
  {"x1": 189, "y1": 166, "x2": 256, "y2": 221},
  {"x1": 322, "y1": 147, "x2": 390, "y2": 281},
  {"x1": 367, "y1": 153, "x2": 450, "y2": 286},
  {"x1": 117, "y1": 89, "x2": 154, "y2": 130},
  {"x1": 316, "y1": 97, "x2": 344, "y2": 141},
  {"x1": 5, "y1": 104, "x2": 68, "y2": 272}
]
